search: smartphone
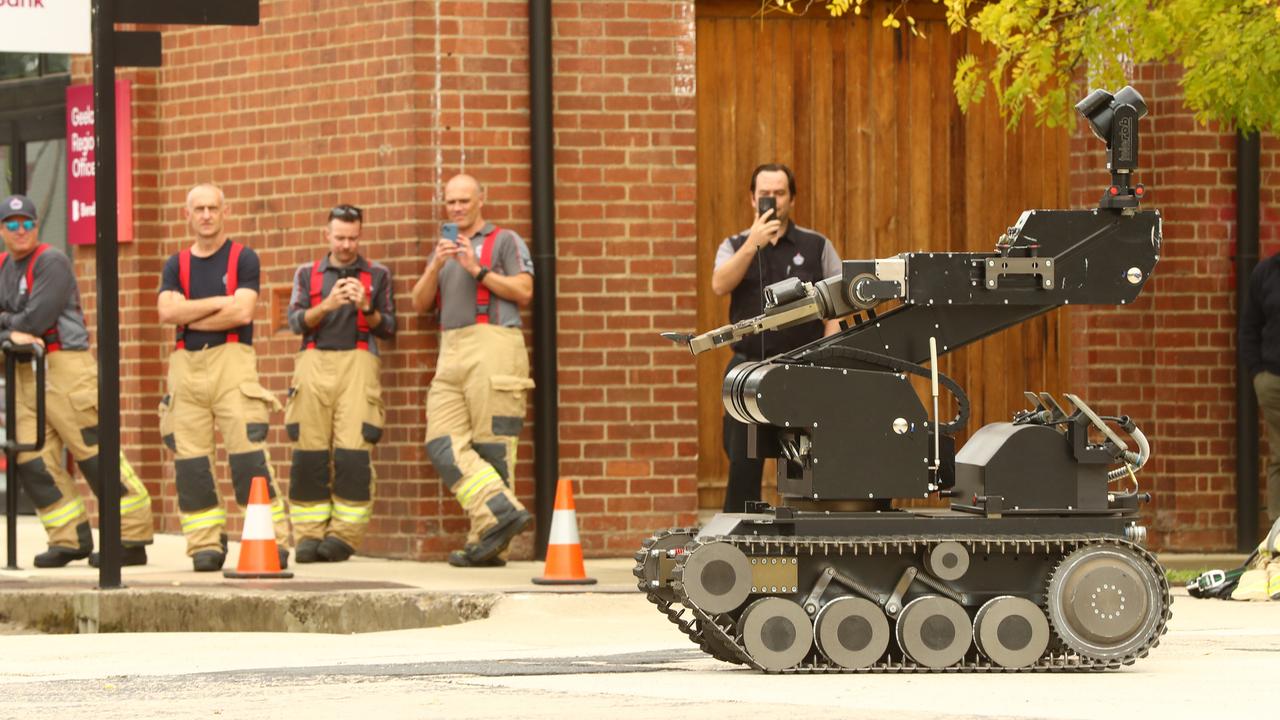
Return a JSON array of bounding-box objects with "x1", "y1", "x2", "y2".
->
[
  {"x1": 441, "y1": 222, "x2": 459, "y2": 241},
  {"x1": 757, "y1": 196, "x2": 776, "y2": 218}
]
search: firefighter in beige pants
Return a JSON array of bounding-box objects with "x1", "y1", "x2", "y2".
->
[
  {"x1": 157, "y1": 184, "x2": 289, "y2": 572},
  {"x1": 1, "y1": 193, "x2": 153, "y2": 567},
  {"x1": 412, "y1": 174, "x2": 535, "y2": 567},
  {"x1": 285, "y1": 204, "x2": 396, "y2": 563}
]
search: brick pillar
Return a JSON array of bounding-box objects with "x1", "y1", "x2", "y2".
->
[{"x1": 1070, "y1": 64, "x2": 1280, "y2": 550}]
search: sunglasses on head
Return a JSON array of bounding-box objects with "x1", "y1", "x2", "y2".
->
[
  {"x1": 3, "y1": 220, "x2": 35, "y2": 232},
  {"x1": 329, "y1": 204, "x2": 363, "y2": 222}
]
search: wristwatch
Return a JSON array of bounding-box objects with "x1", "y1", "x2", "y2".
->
[{"x1": 475, "y1": 266, "x2": 491, "y2": 283}]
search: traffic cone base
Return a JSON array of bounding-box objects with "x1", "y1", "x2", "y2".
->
[
  {"x1": 224, "y1": 476, "x2": 293, "y2": 580},
  {"x1": 532, "y1": 478, "x2": 595, "y2": 585}
]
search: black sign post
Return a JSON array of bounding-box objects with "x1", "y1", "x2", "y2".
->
[{"x1": 90, "y1": 0, "x2": 258, "y2": 590}]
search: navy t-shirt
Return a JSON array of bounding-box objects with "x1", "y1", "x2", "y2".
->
[{"x1": 159, "y1": 240, "x2": 260, "y2": 349}]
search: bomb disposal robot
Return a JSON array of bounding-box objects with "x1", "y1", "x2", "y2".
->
[{"x1": 636, "y1": 87, "x2": 1170, "y2": 673}]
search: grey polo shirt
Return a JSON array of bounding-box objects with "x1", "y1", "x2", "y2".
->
[
  {"x1": 287, "y1": 254, "x2": 397, "y2": 355},
  {"x1": 0, "y1": 245, "x2": 91, "y2": 351},
  {"x1": 429, "y1": 222, "x2": 534, "y2": 330}
]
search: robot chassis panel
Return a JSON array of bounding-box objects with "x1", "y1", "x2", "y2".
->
[{"x1": 637, "y1": 87, "x2": 1171, "y2": 673}]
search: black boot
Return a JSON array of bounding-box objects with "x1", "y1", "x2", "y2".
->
[
  {"x1": 316, "y1": 536, "x2": 354, "y2": 562},
  {"x1": 295, "y1": 538, "x2": 322, "y2": 563},
  {"x1": 34, "y1": 545, "x2": 92, "y2": 568},
  {"x1": 447, "y1": 550, "x2": 507, "y2": 568},
  {"x1": 89, "y1": 545, "x2": 148, "y2": 567},
  {"x1": 277, "y1": 547, "x2": 290, "y2": 570},
  {"x1": 34, "y1": 522, "x2": 93, "y2": 568},
  {"x1": 192, "y1": 550, "x2": 226, "y2": 572},
  {"x1": 464, "y1": 504, "x2": 532, "y2": 565}
]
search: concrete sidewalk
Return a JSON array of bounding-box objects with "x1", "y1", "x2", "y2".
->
[
  {"x1": 0, "y1": 513, "x2": 1250, "y2": 635},
  {"x1": 0, "y1": 515, "x2": 635, "y2": 591},
  {"x1": 0, "y1": 515, "x2": 635, "y2": 634}
]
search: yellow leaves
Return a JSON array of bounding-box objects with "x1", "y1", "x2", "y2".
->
[
  {"x1": 817, "y1": 1, "x2": 925, "y2": 33},
  {"x1": 760, "y1": 0, "x2": 800, "y2": 16},
  {"x1": 764, "y1": 0, "x2": 1280, "y2": 132},
  {"x1": 826, "y1": 0, "x2": 853, "y2": 16},
  {"x1": 826, "y1": 0, "x2": 866, "y2": 17}
]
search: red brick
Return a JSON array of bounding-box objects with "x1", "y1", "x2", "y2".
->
[{"x1": 67, "y1": 0, "x2": 701, "y2": 562}]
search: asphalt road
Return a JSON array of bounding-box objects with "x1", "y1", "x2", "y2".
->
[{"x1": 0, "y1": 589, "x2": 1275, "y2": 720}]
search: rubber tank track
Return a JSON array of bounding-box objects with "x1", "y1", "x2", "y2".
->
[
  {"x1": 634, "y1": 528, "x2": 744, "y2": 664},
  {"x1": 638, "y1": 530, "x2": 1171, "y2": 673}
]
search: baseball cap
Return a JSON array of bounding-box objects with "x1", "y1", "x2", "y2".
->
[{"x1": 1, "y1": 194, "x2": 37, "y2": 222}]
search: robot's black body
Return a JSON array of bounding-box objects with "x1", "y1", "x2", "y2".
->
[{"x1": 637, "y1": 88, "x2": 1172, "y2": 672}]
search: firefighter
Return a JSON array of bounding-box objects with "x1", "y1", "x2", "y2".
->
[
  {"x1": 284, "y1": 204, "x2": 395, "y2": 562},
  {"x1": 0, "y1": 193, "x2": 154, "y2": 567},
  {"x1": 156, "y1": 184, "x2": 289, "y2": 572},
  {"x1": 410, "y1": 174, "x2": 534, "y2": 567}
]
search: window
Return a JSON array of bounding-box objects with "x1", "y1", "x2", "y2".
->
[
  {"x1": 24, "y1": 140, "x2": 68, "y2": 255},
  {"x1": 0, "y1": 53, "x2": 69, "y2": 81},
  {"x1": 0, "y1": 145, "x2": 10, "y2": 198}
]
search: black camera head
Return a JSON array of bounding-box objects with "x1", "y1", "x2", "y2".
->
[{"x1": 1076, "y1": 86, "x2": 1148, "y2": 209}]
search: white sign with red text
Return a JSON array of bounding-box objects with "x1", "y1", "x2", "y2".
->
[{"x1": 0, "y1": 0, "x2": 90, "y2": 55}]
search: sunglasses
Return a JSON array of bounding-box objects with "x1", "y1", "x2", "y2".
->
[
  {"x1": 3, "y1": 220, "x2": 35, "y2": 232},
  {"x1": 329, "y1": 204, "x2": 363, "y2": 222}
]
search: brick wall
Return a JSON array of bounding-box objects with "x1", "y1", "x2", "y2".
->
[
  {"x1": 70, "y1": 0, "x2": 700, "y2": 560},
  {"x1": 1069, "y1": 63, "x2": 1280, "y2": 550},
  {"x1": 68, "y1": 10, "x2": 1273, "y2": 557}
]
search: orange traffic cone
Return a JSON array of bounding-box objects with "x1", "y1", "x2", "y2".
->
[
  {"x1": 224, "y1": 476, "x2": 293, "y2": 579},
  {"x1": 532, "y1": 478, "x2": 596, "y2": 585}
]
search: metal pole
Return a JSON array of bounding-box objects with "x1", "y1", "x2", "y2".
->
[
  {"x1": 1236, "y1": 130, "x2": 1261, "y2": 552},
  {"x1": 92, "y1": 0, "x2": 124, "y2": 588},
  {"x1": 4, "y1": 352, "x2": 19, "y2": 570},
  {"x1": 4, "y1": 345, "x2": 48, "y2": 569},
  {"x1": 529, "y1": 0, "x2": 558, "y2": 560}
]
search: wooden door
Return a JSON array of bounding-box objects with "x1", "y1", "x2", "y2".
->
[{"x1": 694, "y1": 1, "x2": 1072, "y2": 509}]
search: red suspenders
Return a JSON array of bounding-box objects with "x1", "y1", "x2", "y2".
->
[
  {"x1": 0, "y1": 243, "x2": 65, "y2": 352},
  {"x1": 304, "y1": 260, "x2": 373, "y2": 351},
  {"x1": 175, "y1": 241, "x2": 243, "y2": 350},
  {"x1": 472, "y1": 228, "x2": 500, "y2": 324},
  {"x1": 433, "y1": 228, "x2": 501, "y2": 322},
  {"x1": 437, "y1": 226, "x2": 501, "y2": 322}
]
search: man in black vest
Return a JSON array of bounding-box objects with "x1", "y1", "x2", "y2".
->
[
  {"x1": 1243, "y1": 255, "x2": 1280, "y2": 524},
  {"x1": 711, "y1": 164, "x2": 842, "y2": 512}
]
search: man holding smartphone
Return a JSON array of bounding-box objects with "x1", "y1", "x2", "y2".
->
[
  {"x1": 711, "y1": 164, "x2": 842, "y2": 512},
  {"x1": 411, "y1": 174, "x2": 535, "y2": 567},
  {"x1": 284, "y1": 204, "x2": 396, "y2": 563}
]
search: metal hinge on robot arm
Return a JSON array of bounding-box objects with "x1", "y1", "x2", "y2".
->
[{"x1": 843, "y1": 257, "x2": 907, "y2": 310}]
